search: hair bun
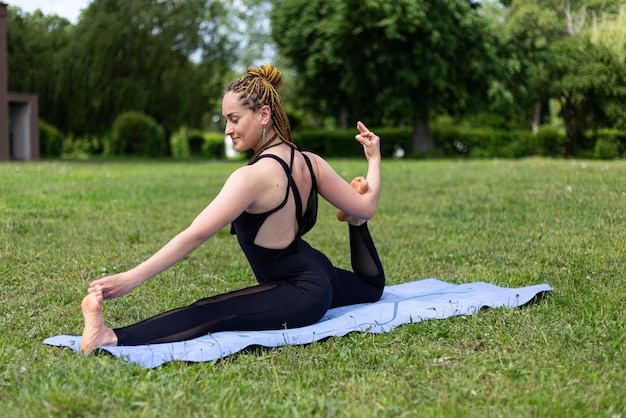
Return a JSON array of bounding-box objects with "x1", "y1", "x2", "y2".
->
[{"x1": 247, "y1": 64, "x2": 284, "y2": 89}]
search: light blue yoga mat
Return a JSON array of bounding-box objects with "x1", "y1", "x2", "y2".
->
[{"x1": 44, "y1": 278, "x2": 551, "y2": 368}]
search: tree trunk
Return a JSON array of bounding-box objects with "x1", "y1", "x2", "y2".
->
[
  {"x1": 561, "y1": 98, "x2": 575, "y2": 157},
  {"x1": 412, "y1": 117, "x2": 434, "y2": 156},
  {"x1": 339, "y1": 107, "x2": 348, "y2": 130},
  {"x1": 563, "y1": 124, "x2": 575, "y2": 157},
  {"x1": 164, "y1": 127, "x2": 173, "y2": 157},
  {"x1": 532, "y1": 101, "x2": 541, "y2": 133}
]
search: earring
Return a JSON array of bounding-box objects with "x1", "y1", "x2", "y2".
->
[{"x1": 262, "y1": 124, "x2": 267, "y2": 145}]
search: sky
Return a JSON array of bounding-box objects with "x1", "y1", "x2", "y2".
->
[{"x1": 7, "y1": 0, "x2": 90, "y2": 23}]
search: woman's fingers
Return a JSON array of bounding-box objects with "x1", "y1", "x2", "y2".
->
[
  {"x1": 356, "y1": 121, "x2": 377, "y2": 142},
  {"x1": 87, "y1": 276, "x2": 117, "y2": 299},
  {"x1": 354, "y1": 121, "x2": 381, "y2": 160}
]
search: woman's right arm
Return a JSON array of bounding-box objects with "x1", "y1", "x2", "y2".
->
[{"x1": 88, "y1": 165, "x2": 261, "y2": 299}]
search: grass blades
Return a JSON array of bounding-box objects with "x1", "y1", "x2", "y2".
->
[{"x1": 1, "y1": 158, "x2": 625, "y2": 417}]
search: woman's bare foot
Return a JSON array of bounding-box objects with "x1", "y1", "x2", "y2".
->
[
  {"x1": 80, "y1": 285, "x2": 117, "y2": 354},
  {"x1": 337, "y1": 176, "x2": 368, "y2": 225}
]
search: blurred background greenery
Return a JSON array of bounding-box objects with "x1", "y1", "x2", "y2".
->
[{"x1": 8, "y1": 0, "x2": 626, "y2": 160}]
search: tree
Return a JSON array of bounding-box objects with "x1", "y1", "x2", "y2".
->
[
  {"x1": 272, "y1": 0, "x2": 497, "y2": 153},
  {"x1": 545, "y1": 34, "x2": 626, "y2": 155},
  {"x1": 55, "y1": 0, "x2": 235, "y2": 141},
  {"x1": 492, "y1": 0, "x2": 625, "y2": 135},
  {"x1": 590, "y1": 10, "x2": 626, "y2": 131},
  {"x1": 487, "y1": 0, "x2": 559, "y2": 130},
  {"x1": 6, "y1": 8, "x2": 73, "y2": 129}
]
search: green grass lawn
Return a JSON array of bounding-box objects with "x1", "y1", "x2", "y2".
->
[{"x1": 1, "y1": 157, "x2": 625, "y2": 417}]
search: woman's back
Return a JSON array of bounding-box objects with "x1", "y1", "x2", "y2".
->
[{"x1": 237, "y1": 144, "x2": 315, "y2": 250}]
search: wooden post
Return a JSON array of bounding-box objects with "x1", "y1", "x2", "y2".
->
[{"x1": 0, "y1": 3, "x2": 9, "y2": 161}]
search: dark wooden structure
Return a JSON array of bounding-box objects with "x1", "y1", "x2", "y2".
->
[{"x1": 0, "y1": 3, "x2": 39, "y2": 161}]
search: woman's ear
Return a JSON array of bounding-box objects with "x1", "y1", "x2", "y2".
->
[{"x1": 260, "y1": 104, "x2": 272, "y2": 125}]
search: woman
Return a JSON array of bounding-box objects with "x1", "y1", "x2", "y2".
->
[{"x1": 80, "y1": 64, "x2": 384, "y2": 354}]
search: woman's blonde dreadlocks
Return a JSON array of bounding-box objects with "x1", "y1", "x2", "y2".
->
[{"x1": 225, "y1": 65, "x2": 296, "y2": 154}]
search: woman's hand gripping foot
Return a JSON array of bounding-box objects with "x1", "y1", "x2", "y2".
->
[
  {"x1": 80, "y1": 285, "x2": 118, "y2": 354},
  {"x1": 336, "y1": 176, "x2": 368, "y2": 226}
]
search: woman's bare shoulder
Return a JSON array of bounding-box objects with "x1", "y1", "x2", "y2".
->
[
  {"x1": 228, "y1": 157, "x2": 289, "y2": 189},
  {"x1": 301, "y1": 151, "x2": 333, "y2": 176}
]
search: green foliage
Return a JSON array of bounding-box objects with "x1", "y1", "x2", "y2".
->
[
  {"x1": 533, "y1": 126, "x2": 564, "y2": 157},
  {"x1": 169, "y1": 128, "x2": 226, "y2": 159},
  {"x1": 63, "y1": 135, "x2": 105, "y2": 157},
  {"x1": 425, "y1": 127, "x2": 535, "y2": 159},
  {"x1": 8, "y1": 1, "x2": 236, "y2": 138},
  {"x1": 293, "y1": 125, "x2": 624, "y2": 159},
  {"x1": 295, "y1": 130, "x2": 363, "y2": 157},
  {"x1": 38, "y1": 120, "x2": 64, "y2": 158},
  {"x1": 106, "y1": 111, "x2": 165, "y2": 157},
  {"x1": 169, "y1": 127, "x2": 191, "y2": 158},
  {"x1": 59, "y1": 0, "x2": 214, "y2": 136},
  {"x1": 187, "y1": 130, "x2": 206, "y2": 156},
  {"x1": 202, "y1": 133, "x2": 227, "y2": 160},
  {"x1": 499, "y1": 131, "x2": 537, "y2": 158},
  {"x1": 546, "y1": 35, "x2": 626, "y2": 153},
  {"x1": 6, "y1": 7, "x2": 73, "y2": 133},
  {"x1": 8, "y1": 0, "x2": 626, "y2": 158},
  {"x1": 594, "y1": 137, "x2": 622, "y2": 160},
  {"x1": 294, "y1": 128, "x2": 412, "y2": 158},
  {"x1": 452, "y1": 127, "x2": 584, "y2": 158},
  {"x1": 484, "y1": 0, "x2": 626, "y2": 145},
  {"x1": 593, "y1": 129, "x2": 626, "y2": 159},
  {"x1": 271, "y1": 0, "x2": 498, "y2": 151}
]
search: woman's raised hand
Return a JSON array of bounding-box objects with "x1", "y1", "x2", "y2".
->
[{"x1": 355, "y1": 121, "x2": 381, "y2": 161}]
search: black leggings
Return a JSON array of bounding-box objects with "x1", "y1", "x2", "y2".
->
[{"x1": 114, "y1": 223, "x2": 384, "y2": 345}]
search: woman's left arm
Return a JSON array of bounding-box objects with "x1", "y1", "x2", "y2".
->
[{"x1": 310, "y1": 121, "x2": 381, "y2": 220}]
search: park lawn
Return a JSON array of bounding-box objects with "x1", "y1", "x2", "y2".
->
[{"x1": 0, "y1": 157, "x2": 624, "y2": 417}]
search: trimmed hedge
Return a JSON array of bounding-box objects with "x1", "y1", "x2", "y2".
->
[
  {"x1": 170, "y1": 128, "x2": 226, "y2": 159},
  {"x1": 293, "y1": 128, "x2": 412, "y2": 158},
  {"x1": 62, "y1": 123, "x2": 623, "y2": 160},
  {"x1": 202, "y1": 133, "x2": 226, "y2": 159},
  {"x1": 64, "y1": 135, "x2": 105, "y2": 156},
  {"x1": 106, "y1": 111, "x2": 165, "y2": 157},
  {"x1": 592, "y1": 129, "x2": 626, "y2": 159},
  {"x1": 294, "y1": 126, "x2": 575, "y2": 159},
  {"x1": 38, "y1": 120, "x2": 64, "y2": 158},
  {"x1": 187, "y1": 130, "x2": 205, "y2": 156}
]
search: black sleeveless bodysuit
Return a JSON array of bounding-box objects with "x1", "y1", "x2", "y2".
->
[
  {"x1": 230, "y1": 147, "x2": 319, "y2": 281},
  {"x1": 113, "y1": 148, "x2": 385, "y2": 346}
]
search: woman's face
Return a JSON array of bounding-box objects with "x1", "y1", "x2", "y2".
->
[{"x1": 222, "y1": 91, "x2": 264, "y2": 153}]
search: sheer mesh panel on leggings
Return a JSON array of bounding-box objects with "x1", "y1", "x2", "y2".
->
[
  {"x1": 114, "y1": 284, "x2": 278, "y2": 345},
  {"x1": 349, "y1": 223, "x2": 385, "y2": 288}
]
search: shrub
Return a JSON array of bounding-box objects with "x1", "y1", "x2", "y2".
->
[
  {"x1": 202, "y1": 133, "x2": 226, "y2": 159},
  {"x1": 106, "y1": 111, "x2": 165, "y2": 157},
  {"x1": 294, "y1": 129, "x2": 359, "y2": 157},
  {"x1": 292, "y1": 125, "x2": 619, "y2": 159},
  {"x1": 64, "y1": 135, "x2": 104, "y2": 156},
  {"x1": 535, "y1": 126, "x2": 565, "y2": 157},
  {"x1": 377, "y1": 128, "x2": 413, "y2": 157},
  {"x1": 594, "y1": 137, "x2": 622, "y2": 159},
  {"x1": 169, "y1": 129, "x2": 226, "y2": 159},
  {"x1": 592, "y1": 129, "x2": 625, "y2": 159},
  {"x1": 294, "y1": 128, "x2": 412, "y2": 158},
  {"x1": 437, "y1": 127, "x2": 548, "y2": 159},
  {"x1": 169, "y1": 127, "x2": 190, "y2": 158},
  {"x1": 187, "y1": 130, "x2": 205, "y2": 156},
  {"x1": 593, "y1": 138, "x2": 620, "y2": 159},
  {"x1": 499, "y1": 131, "x2": 535, "y2": 158},
  {"x1": 38, "y1": 120, "x2": 64, "y2": 158}
]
